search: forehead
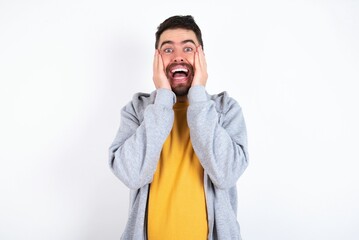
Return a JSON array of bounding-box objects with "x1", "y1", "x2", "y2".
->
[{"x1": 159, "y1": 28, "x2": 198, "y2": 46}]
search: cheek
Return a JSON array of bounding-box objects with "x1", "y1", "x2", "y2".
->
[
  {"x1": 186, "y1": 53, "x2": 195, "y2": 66},
  {"x1": 161, "y1": 56, "x2": 171, "y2": 68}
]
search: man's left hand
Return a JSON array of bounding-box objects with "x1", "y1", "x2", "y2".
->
[{"x1": 192, "y1": 45, "x2": 208, "y2": 87}]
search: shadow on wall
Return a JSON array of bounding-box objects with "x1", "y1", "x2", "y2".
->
[
  {"x1": 79, "y1": 33, "x2": 151, "y2": 240},
  {"x1": 105, "y1": 32, "x2": 154, "y2": 100}
]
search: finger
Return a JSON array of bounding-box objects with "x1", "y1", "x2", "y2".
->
[
  {"x1": 153, "y1": 50, "x2": 159, "y2": 72},
  {"x1": 158, "y1": 50, "x2": 164, "y2": 71},
  {"x1": 198, "y1": 45, "x2": 206, "y2": 68},
  {"x1": 194, "y1": 46, "x2": 201, "y2": 71}
]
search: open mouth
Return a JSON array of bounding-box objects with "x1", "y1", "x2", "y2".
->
[
  {"x1": 167, "y1": 63, "x2": 193, "y2": 81},
  {"x1": 171, "y1": 67, "x2": 189, "y2": 78}
]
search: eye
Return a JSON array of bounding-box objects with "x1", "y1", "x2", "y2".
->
[
  {"x1": 163, "y1": 48, "x2": 173, "y2": 54},
  {"x1": 184, "y1": 47, "x2": 193, "y2": 52}
]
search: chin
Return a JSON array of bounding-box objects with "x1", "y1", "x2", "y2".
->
[{"x1": 172, "y1": 85, "x2": 190, "y2": 97}]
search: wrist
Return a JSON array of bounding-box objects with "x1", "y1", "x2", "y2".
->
[
  {"x1": 188, "y1": 85, "x2": 208, "y2": 103},
  {"x1": 154, "y1": 88, "x2": 176, "y2": 107}
]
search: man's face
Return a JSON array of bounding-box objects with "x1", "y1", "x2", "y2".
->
[{"x1": 158, "y1": 29, "x2": 199, "y2": 97}]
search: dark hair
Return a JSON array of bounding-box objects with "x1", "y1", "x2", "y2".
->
[{"x1": 155, "y1": 15, "x2": 203, "y2": 49}]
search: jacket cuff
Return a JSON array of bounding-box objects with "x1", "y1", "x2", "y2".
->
[
  {"x1": 154, "y1": 88, "x2": 176, "y2": 107},
  {"x1": 188, "y1": 85, "x2": 208, "y2": 103}
]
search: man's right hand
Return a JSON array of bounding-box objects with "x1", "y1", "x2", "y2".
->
[{"x1": 153, "y1": 50, "x2": 171, "y2": 90}]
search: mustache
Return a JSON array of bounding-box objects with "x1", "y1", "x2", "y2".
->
[{"x1": 165, "y1": 62, "x2": 194, "y2": 75}]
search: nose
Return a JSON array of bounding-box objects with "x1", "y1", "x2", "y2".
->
[{"x1": 173, "y1": 53, "x2": 184, "y2": 63}]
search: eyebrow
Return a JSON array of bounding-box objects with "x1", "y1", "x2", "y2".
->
[{"x1": 160, "y1": 39, "x2": 196, "y2": 48}]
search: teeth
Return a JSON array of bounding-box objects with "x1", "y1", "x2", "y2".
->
[{"x1": 171, "y1": 68, "x2": 188, "y2": 73}]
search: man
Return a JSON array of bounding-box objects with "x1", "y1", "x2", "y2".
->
[{"x1": 109, "y1": 15, "x2": 249, "y2": 240}]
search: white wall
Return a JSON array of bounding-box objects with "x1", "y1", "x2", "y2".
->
[{"x1": 1, "y1": 0, "x2": 358, "y2": 239}]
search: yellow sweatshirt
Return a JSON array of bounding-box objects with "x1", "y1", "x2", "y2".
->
[{"x1": 147, "y1": 101, "x2": 208, "y2": 240}]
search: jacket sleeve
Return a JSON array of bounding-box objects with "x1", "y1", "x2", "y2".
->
[
  {"x1": 187, "y1": 86, "x2": 249, "y2": 189},
  {"x1": 109, "y1": 89, "x2": 175, "y2": 189}
]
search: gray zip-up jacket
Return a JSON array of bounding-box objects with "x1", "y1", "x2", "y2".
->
[{"x1": 109, "y1": 86, "x2": 249, "y2": 240}]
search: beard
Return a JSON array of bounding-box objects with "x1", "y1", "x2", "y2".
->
[
  {"x1": 165, "y1": 62, "x2": 194, "y2": 97},
  {"x1": 172, "y1": 85, "x2": 190, "y2": 96}
]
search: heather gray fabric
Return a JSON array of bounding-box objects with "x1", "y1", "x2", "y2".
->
[{"x1": 109, "y1": 85, "x2": 249, "y2": 240}]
